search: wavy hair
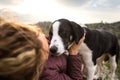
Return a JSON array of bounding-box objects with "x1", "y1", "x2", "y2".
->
[{"x1": 0, "y1": 18, "x2": 48, "y2": 80}]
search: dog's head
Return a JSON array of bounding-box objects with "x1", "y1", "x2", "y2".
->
[{"x1": 49, "y1": 19, "x2": 84, "y2": 56}]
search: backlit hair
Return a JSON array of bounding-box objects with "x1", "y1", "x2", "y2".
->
[{"x1": 0, "y1": 17, "x2": 48, "y2": 80}]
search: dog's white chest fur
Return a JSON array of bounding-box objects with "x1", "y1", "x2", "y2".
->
[
  {"x1": 78, "y1": 42, "x2": 94, "y2": 66},
  {"x1": 78, "y1": 42, "x2": 92, "y2": 56}
]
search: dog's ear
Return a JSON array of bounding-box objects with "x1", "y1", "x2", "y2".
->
[{"x1": 70, "y1": 21, "x2": 84, "y2": 44}]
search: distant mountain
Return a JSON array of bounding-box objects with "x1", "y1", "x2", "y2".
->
[
  {"x1": 35, "y1": 21, "x2": 51, "y2": 28},
  {"x1": 35, "y1": 21, "x2": 52, "y2": 34},
  {"x1": 86, "y1": 21, "x2": 120, "y2": 30}
]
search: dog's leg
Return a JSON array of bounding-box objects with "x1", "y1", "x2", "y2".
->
[
  {"x1": 86, "y1": 63, "x2": 96, "y2": 80},
  {"x1": 93, "y1": 65, "x2": 100, "y2": 79},
  {"x1": 108, "y1": 55, "x2": 117, "y2": 80},
  {"x1": 82, "y1": 53, "x2": 96, "y2": 80},
  {"x1": 94, "y1": 54, "x2": 107, "y2": 79}
]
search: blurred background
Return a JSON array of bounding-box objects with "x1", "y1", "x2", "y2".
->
[{"x1": 0, "y1": 0, "x2": 120, "y2": 79}]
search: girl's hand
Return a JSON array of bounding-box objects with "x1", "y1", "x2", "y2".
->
[{"x1": 68, "y1": 34, "x2": 85, "y2": 55}]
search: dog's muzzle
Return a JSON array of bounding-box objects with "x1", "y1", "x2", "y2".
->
[{"x1": 50, "y1": 46, "x2": 58, "y2": 53}]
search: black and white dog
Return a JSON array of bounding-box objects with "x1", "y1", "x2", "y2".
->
[{"x1": 49, "y1": 19, "x2": 119, "y2": 80}]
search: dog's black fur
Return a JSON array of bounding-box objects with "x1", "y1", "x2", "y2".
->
[
  {"x1": 49, "y1": 19, "x2": 119, "y2": 64},
  {"x1": 49, "y1": 19, "x2": 119, "y2": 80}
]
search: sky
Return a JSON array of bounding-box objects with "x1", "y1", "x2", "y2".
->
[{"x1": 0, "y1": 0, "x2": 120, "y2": 24}]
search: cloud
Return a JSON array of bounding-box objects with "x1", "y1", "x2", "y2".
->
[
  {"x1": 57, "y1": 0, "x2": 120, "y2": 11},
  {"x1": 0, "y1": 0, "x2": 120, "y2": 23},
  {"x1": 0, "y1": 0, "x2": 23, "y2": 5},
  {"x1": 57, "y1": 0, "x2": 91, "y2": 6},
  {"x1": 90, "y1": 0, "x2": 120, "y2": 10}
]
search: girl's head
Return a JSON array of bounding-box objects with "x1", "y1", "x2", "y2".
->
[{"x1": 0, "y1": 18, "x2": 49, "y2": 80}]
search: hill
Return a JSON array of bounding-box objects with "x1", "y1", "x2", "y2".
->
[{"x1": 35, "y1": 21, "x2": 52, "y2": 34}]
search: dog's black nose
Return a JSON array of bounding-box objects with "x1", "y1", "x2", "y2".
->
[{"x1": 50, "y1": 46, "x2": 58, "y2": 53}]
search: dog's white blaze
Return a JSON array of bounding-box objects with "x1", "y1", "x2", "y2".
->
[
  {"x1": 78, "y1": 42, "x2": 96, "y2": 80},
  {"x1": 50, "y1": 21, "x2": 65, "y2": 54}
]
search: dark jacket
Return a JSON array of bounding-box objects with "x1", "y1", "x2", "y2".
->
[{"x1": 40, "y1": 54, "x2": 83, "y2": 80}]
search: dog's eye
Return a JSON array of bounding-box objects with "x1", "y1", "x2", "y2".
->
[{"x1": 59, "y1": 31, "x2": 65, "y2": 35}]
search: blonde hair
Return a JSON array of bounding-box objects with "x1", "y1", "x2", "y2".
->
[{"x1": 0, "y1": 18, "x2": 48, "y2": 80}]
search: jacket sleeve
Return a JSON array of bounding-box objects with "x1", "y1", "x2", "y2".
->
[
  {"x1": 40, "y1": 68, "x2": 72, "y2": 80},
  {"x1": 67, "y1": 55, "x2": 83, "y2": 80},
  {"x1": 40, "y1": 54, "x2": 83, "y2": 80}
]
